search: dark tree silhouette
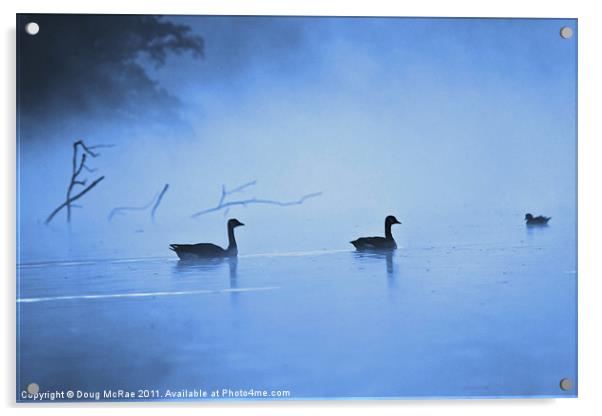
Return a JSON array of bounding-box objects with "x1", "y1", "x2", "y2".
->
[
  {"x1": 191, "y1": 180, "x2": 322, "y2": 218},
  {"x1": 45, "y1": 140, "x2": 112, "y2": 224},
  {"x1": 108, "y1": 184, "x2": 170, "y2": 222},
  {"x1": 18, "y1": 14, "x2": 204, "y2": 140}
]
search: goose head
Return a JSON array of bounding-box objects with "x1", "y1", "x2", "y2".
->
[
  {"x1": 228, "y1": 218, "x2": 245, "y2": 228},
  {"x1": 525, "y1": 213, "x2": 533, "y2": 221},
  {"x1": 385, "y1": 215, "x2": 401, "y2": 226}
]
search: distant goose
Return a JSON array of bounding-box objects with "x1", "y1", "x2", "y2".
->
[
  {"x1": 525, "y1": 213, "x2": 551, "y2": 225},
  {"x1": 350, "y1": 215, "x2": 401, "y2": 251},
  {"x1": 170, "y1": 218, "x2": 244, "y2": 259}
]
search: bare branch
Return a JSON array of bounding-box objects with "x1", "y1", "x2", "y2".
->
[
  {"x1": 151, "y1": 184, "x2": 169, "y2": 221},
  {"x1": 218, "y1": 180, "x2": 256, "y2": 206},
  {"x1": 87, "y1": 144, "x2": 116, "y2": 150},
  {"x1": 218, "y1": 185, "x2": 227, "y2": 206},
  {"x1": 109, "y1": 183, "x2": 170, "y2": 222},
  {"x1": 74, "y1": 153, "x2": 87, "y2": 177},
  {"x1": 46, "y1": 139, "x2": 110, "y2": 224},
  {"x1": 45, "y1": 176, "x2": 105, "y2": 224},
  {"x1": 108, "y1": 198, "x2": 155, "y2": 221},
  {"x1": 74, "y1": 140, "x2": 100, "y2": 158},
  {"x1": 227, "y1": 180, "x2": 257, "y2": 195},
  {"x1": 191, "y1": 181, "x2": 321, "y2": 218}
]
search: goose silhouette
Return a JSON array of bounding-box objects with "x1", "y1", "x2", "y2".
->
[
  {"x1": 170, "y1": 218, "x2": 244, "y2": 259},
  {"x1": 525, "y1": 213, "x2": 551, "y2": 225},
  {"x1": 350, "y1": 215, "x2": 401, "y2": 251}
]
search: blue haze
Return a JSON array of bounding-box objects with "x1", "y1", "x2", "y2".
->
[
  {"x1": 17, "y1": 17, "x2": 576, "y2": 260},
  {"x1": 17, "y1": 17, "x2": 577, "y2": 400}
]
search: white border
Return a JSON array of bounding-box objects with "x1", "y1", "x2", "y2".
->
[{"x1": 2, "y1": 1, "x2": 601, "y2": 415}]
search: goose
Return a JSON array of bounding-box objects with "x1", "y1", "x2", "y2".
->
[
  {"x1": 170, "y1": 218, "x2": 244, "y2": 259},
  {"x1": 350, "y1": 215, "x2": 401, "y2": 251},
  {"x1": 525, "y1": 213, "x2": 551, "y2": 225}
]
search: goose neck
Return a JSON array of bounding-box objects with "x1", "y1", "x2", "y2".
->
[
  {"x1": 385, "y1": 222, "x2": 394, "y2": 240},
  {"x1": 227, "y1": 225, "x2": 237, "y2": 250}
]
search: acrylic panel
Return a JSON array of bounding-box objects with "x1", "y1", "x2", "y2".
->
[{"x1": 16, "y1": 14, "x2": 577, "y2": 401}]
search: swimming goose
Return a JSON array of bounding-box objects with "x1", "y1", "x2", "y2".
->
[
  {"x1": 170, "y1": 218, "x2": 244, "y2": 259},
  {"x1": 525, "y1": 213, "x2": 551, "y2": 225},
  {"x1": 350, "y1": 215, "x2": 401, "y2": 251}
]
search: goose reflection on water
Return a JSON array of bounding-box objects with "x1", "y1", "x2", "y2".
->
[
  {"x1": 173, "y1": 257, "x2": 238, "y2": 288},
  {"x1": 352, "y1": 250, "x2": 397, "y2": 288},
  {"x1": 523, "y1": 214, "x2": 552, "y2": 249}
]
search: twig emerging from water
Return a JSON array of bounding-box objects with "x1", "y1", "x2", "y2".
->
[
  {"x1": 45, "y1": 176, "x2": 105, "y2": 224},
  {"x1": 151, "y1": 184, "x2": 170, "y2": 221},
  {"x1": 45, "y1": 140, "x2": 111, "y2": 224},
  {"x1": 108, "y1": 183, "x2": 170, "y2": 222},
  {"x1": 191, "y1": 181, "x2": 322, "y2": 218},
  {"x1": 218, "y1": 180, "x2": 256, "y2": 206}
]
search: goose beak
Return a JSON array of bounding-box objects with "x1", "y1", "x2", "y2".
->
[
  {"x1": 394, "y1": 220, "x2": 401, "y2": 224},
  {"x1": 239, "y1": 222, "x2": 245, "y2": 226}
]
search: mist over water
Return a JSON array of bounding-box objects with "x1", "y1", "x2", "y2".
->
[
  {"x1": 17, "y1": 17, "x2": 576, "y2": 262},
  {"x1": 17, "y1": 16, "x2": 577, "y2": 400}
]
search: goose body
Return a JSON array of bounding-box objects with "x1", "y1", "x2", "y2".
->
[
  {"x1": 525, "y1": 213, "x2": 551, "y2": 225},
  {"x1": 170, "y1": 218, "x2": 244, "y2": 259},
  {"x1": 351, "y1": 215, "x2": 401, "y2": 251}
]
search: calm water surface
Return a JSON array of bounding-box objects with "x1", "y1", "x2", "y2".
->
[{"x1": 17, "y1": 219, "x2": 577, "y2": 400}]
